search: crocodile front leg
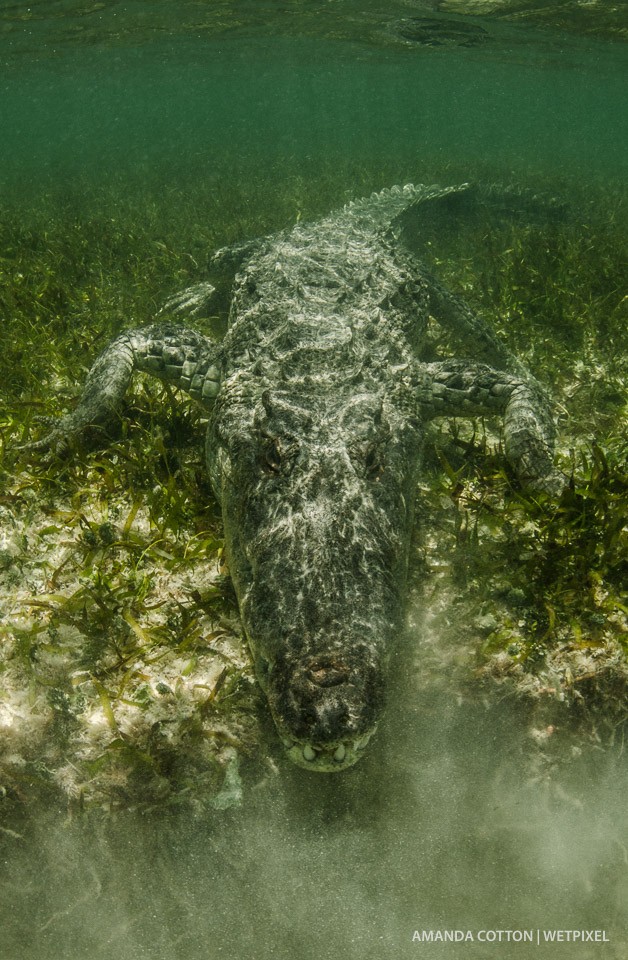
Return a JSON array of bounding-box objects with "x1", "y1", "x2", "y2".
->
[
  {"x1": 420, "y1": 359, "x2": 563, "y2": 495},
  {"x1": 19, "y1": 323, "x2": 221, "y2": 455}
]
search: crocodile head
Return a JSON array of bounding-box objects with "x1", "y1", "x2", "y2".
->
[{"x1": 209, "y1": 375, "x2": 422, "y2": 771}]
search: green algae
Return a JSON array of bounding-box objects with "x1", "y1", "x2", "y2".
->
[{"x1": 0, "y1": 168, "x2": 626, "y2": 810}]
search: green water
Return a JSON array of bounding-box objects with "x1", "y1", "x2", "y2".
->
[
  {"x1": 1, "y1": 12, "x2": 627, "y2": 196},
  {"x1": 1, "y1": 4, "x2": 627, "y2": 960}
]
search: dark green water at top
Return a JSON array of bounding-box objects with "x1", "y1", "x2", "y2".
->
[
  {"x1": 0, "y1": 4, "x2": 627, "y2": 960},
  {"x1": 1, "y1": 4, "x2": 627, "y2": 197}
]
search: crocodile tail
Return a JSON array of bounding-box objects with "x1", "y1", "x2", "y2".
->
[{"x1": 339, "y1": 182, "x2": 471, "y2": 231}]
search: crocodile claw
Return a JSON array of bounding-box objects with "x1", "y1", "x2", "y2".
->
[
  {"x1": 16, "y1": 415, "x2": 79, "y2": 458},
  {"x1": 158, "y1": 282, "x2": 217, "y2": 319}
]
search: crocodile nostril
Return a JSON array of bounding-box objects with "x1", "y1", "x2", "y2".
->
[{"x1": 307, "y1": 662, "x2": 350, "y2": 687}]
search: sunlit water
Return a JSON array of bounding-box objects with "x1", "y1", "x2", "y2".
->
[{"x1": 1, "y1": 3, "x2": 627, "y2": 959}]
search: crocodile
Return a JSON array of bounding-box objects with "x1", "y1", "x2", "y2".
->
[{"x1": 22, "y1": 183, "x2": 562, "y2": 773}]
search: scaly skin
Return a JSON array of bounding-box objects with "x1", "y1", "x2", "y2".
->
[{"x1": 21, "y1": 183, "x2": 563, "y2": 772}]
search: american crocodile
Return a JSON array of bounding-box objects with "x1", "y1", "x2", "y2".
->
[{"x1": 22, "y1": 183, "x2": 562, "y2": 773}]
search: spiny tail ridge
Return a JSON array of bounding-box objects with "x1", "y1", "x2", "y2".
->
[{"x1": 340, "y1": 182, "x2": 471, "y2": 230}]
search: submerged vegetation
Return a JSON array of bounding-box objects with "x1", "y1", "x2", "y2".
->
[{"x1": 0, "y1": 162, "x2": 626, "y2": 812}]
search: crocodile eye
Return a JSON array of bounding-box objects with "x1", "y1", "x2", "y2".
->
[
  {"x1": 256, "y1": 654, "x2": 271, "y2": 686},
  {"x1": 263, "y1": 437, "x2": 282, "y2": 474},
  {"x1": 365, "y1": 444, "x2": 384, "y2": 481}
]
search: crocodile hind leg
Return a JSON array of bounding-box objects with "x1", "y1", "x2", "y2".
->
[
  {"x1": 419, "y1": 359, "x2": 563, "y2": 495},
  {"x1": 159, "y1": 282, "x2": 218, "y2": 319},
  {"x1": 19, "y1": 324, "x2": 221, "y2": 455},
  {"x1": 158, "y1": 239, "x2": 266, "y2": 320},
  {"x1": 426, "y1": 269, "x2": 525, "y2": 375}
]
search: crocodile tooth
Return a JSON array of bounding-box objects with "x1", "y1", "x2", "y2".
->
[
  {"x1": 302, "y1": 745, "x2": 316, "y2": 761},
  {"x1": 333, "y1": 744, "x2": 346, "y2": 762}
]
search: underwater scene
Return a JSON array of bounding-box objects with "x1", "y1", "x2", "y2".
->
[{"x1": 0, "y1": 2, "x2": 627, "y2": 958}]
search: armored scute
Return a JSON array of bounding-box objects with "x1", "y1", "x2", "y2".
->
[{"x1": 22, "y1": 184, "x2": 561, "y2": 771}]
